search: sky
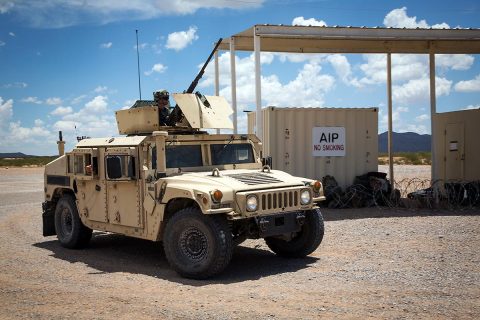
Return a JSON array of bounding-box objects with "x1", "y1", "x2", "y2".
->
[{"x1": 0, "y1": 0, "x2": 479, "y2": 155}]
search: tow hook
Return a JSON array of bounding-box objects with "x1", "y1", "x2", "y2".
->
[
  {"x1": 258, "y1": 217, "x2": 270, "y2": 232},
  {"x1": 296, "y1": 212, "x2": 306, "y2": 226}
]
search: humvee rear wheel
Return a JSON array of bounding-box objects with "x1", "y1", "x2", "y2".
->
[
  {"x1": 163, "y1": 207, "x2": 233, "y2": 279},
  {"x1": 265, "y1": 209, "x2": 324, "y2": 258},
  {"x1": 54, "y1": 195, "x2": 92, "y2": 249}
]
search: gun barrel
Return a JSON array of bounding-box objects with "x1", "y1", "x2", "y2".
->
[{"x1": 186, "y1": 38, "x2": 223, "y2": 93}]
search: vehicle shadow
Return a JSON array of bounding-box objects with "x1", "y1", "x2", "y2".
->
[
  {"x1": 33, "y1": 233, "x2": 318, "y2": 285},
  {"x1": 321, "y1": 206, "x2": 480, "y2": 221}
]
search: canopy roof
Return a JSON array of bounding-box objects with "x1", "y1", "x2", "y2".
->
[{"x1": 217, "y1": 25, "x2": 480, "y2": 54}]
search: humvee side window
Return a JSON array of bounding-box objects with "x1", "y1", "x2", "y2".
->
[
  {"x1": 106, "y1": 155, "x2": 136, "y2": 180},
  {"x1": 166, "y1": 145, "x2": 202, "y2": 168},
  {"x1": 211, "y1": 143, "x2": 255, "y2": 165}
]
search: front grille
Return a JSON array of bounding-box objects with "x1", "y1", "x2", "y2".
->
[
  {"x1": 226, "y1": 173, "x2": 283, "y2": 185},
  {"x1": 260, "y1": 190, "x2": 299, "y2": 210}
]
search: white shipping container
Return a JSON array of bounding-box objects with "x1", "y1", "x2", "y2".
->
[{"x1": 248, "y1": 107, "x2": 378, "y2": 189}]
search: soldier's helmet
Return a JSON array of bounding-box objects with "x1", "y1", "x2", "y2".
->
[{"x1": 154, "y1": 90, "x2": 169, "y2": 101}]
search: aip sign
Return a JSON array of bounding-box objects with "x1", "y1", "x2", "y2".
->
[{"x1": 312, "y1": 127, "x2": 346, "y2": 157}]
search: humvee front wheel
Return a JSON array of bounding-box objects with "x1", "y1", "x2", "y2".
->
[
  {"x1": 265, "y1": 209, "x2": 324, "y2": 258},
  {"x1": 54, "y1": 195, "x2": 92, "y2": 249},
  {"x1": 163, "y1": 207, "x2": 233, "y2": 279}
]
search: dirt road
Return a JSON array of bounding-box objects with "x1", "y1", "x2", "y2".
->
[{"x1": 0, "y1": 167, "x2": 479, "y2": 319}]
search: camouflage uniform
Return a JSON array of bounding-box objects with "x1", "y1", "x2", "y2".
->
[{"x1": 154, "y1": 90, "x2": 171, "y2": 126}]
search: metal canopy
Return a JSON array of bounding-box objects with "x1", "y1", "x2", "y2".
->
[
  {"x1": 218, "y1": 25, "x2": 480, "y2": 54},
  {"x1": 214, "y1": 24, "x2": 480, "y2": 185}
]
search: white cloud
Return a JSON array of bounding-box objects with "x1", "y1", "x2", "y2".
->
[
  {"x1": 9, "y1": 32, "x2": 15, "y2": 37},
  {"x1": 46, "y1": 97, "x2": 62, "y2": 105},
  {"x1": 145, "y1": 63, "x2": 167, "y2": 76},
  {"x1": 0, "y1": 41, "x2": 5, "y2": 46},
  {"x1": 437, "y1": 54, "x2": 474, "y2": 71},
  {"x1": 166, "y1": 26, "x2": 198, "y2": 51},
  {"x1": 94, "y1": 85, "x2": 108, "y2": 93},
  {"x1": 71, "y1": 95, "x2": 86, "y2": 105},
  {"x1": 415, "y1": 114, "x2": 429, "y2": 122},
  {"x1": 54, "y1": 95, "x2": 117, "y2": 145},
  {"x1": 0, "y1": 97, "x2": 54, "y2": 152},
  {"x1": 2, "y1": 82, "x2": 27, "y2": 89},
  {"x1": 134, "y1": 42, "x2": 148, "y2": 50},
  {"x1": 384, "y1": 7, "x2": 449, "y2": 29},
  {"x1": 200, "y1": 51, "x2": 335, "y2": 128},
  {"x1": 21, "y1": 96, "x2": 42, "y2": 104},
  {"x1": 51, "y1": 106, "x2": 73, "y2": 116},
  {"x1": 326, "y1": 55, "x2": 361, "y2": 87},
  {"x1": 84, "y1": 95, "x2": 108, "y2": 112},
  {"x1": 359, "y1": 54, "x2": 431, "y2": 85},
  {"x1": 462, "y1": 105, "x2": 479, "y2": 110},
  {"x1": 0, "y1": 2, "x2": 14, "y2": 14},
  {"x1": 291, "y1": 16, "x2": 327, "y2": 27},
  {"x1": 100, "y1": 42, "x2": 112, "y2": 49},
  {"x1": 4, "y1": 0, "x2": 264, "y2": 28},
  {"x1": 393, "y1": 76, "x2": 452, "y2": 106},
  {"x1": 454, "y1": 74, "x2": 480, "y2": 92},
  {"x1": 276, "y1": 53, "x2": 325, "y2": 64},
  {"x1": 0, "y1": 97, "x2": 14, "y2": 131}
]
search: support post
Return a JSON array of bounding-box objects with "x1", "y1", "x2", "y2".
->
[
  {"x1": 387, "y1": 53, "x2": 394, "y2": 188},
  {"x1": 254, "y1": 29, "x2": 262, "y2": 141},
  {"x1": 230, "y1": 37, "x2": 238, "y2": 134},
  {"x1": 214, "y1": 50, "x2": 220, "y2": 134},
  {"x1": 429, "y1": 53, "x2": 437, "y2": 182}
]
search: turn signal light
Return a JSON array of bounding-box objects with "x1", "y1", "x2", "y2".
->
[
  {"x1": 211, "y1": 190, "x2": 223, "y2": 203},
  {"x1": 312, "y1": 180, "x2": 321, "y2": 192}
]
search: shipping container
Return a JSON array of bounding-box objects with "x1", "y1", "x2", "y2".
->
[
  {"x1": 248, "y1": 107, "x2": 378, "y2": 189},
  {"x1": 433, "y1": 109, "x2": 480, "y2": 182}
]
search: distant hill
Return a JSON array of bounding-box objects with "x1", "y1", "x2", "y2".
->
[
  {"x1": 379, "y1": 132, "x2": 431, "y2": 153},
  {"x1": 0, "y1": 152, "x2": 33, "y2": 158}
]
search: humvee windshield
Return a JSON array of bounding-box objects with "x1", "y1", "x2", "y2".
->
[
  {"x1": 166, "y1": 145, "x2": 202, "y2": 168},
  {"x1": 163, "y1": 143, "x2": 255, "y2": 168},
  {"x1": 211, "y1": 143, "x2": 255, "y2": 165}
]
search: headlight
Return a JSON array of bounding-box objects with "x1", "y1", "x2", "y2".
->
[
  {"x1": 246, "y1": 195, "x2": 258, "y2": 212},
  {"x1": 300, "y1": 189, "x2": 311, "y2": 205}
]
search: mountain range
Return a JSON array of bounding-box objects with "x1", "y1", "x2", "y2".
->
[
  {"x1": 0, "y1": 132, "x2": 432, "y2": 157},
  {"x1": 378, "y1": 131, "x2": 431, "y2": 153}
]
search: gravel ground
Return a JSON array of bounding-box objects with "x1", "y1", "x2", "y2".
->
[{"x1": 0, "y1": 167, "x2": 479, "y2": 319}]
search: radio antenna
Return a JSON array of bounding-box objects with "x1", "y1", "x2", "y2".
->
[{"x1": 135, "y1": 29, "x2": 142, "y2": 100}]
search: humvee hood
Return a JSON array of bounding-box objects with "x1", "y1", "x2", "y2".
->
[{"x1": 164, "y1": 169, "x2": 308, "y2": 192}]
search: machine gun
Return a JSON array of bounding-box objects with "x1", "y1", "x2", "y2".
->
[{"x1": 167, "y1": 38, "x2": 223, "y2": 126}]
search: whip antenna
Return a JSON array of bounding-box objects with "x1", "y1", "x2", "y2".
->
[{"x1": 135, "y1": 29, "x2": 142, "y2": 100}]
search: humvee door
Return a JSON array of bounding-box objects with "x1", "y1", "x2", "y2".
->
[{"x1": 67, "y1": 148, "x2": 107, "y2": 223}]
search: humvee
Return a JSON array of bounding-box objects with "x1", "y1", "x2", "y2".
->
[{"x1": 42, "y1": 91, "x2": 325, "y2": 279}]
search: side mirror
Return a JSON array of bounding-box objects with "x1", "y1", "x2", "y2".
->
[{"x1": 262, "y1": 156, "x2": 273, "y2": 169}]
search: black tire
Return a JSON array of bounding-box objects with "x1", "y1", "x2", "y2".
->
[
  {"x1": 265, "y1": 209, "x2": 324, "y2": 258},
  {"x1": 54, "y1": 195, "x2": 92, "y2": 249},
  {"x1": 163, "y1": 207, "x2": 233, "y2": 279}
]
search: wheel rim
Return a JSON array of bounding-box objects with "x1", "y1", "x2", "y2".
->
[
  {"x1": 60, "y1": 206, "x2": 73, "y2": 237},
  {"x1": 179, "y1": 227, "x2": 208, "y2": 261}
]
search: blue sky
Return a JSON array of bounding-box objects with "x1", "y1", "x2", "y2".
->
[{"x1": 0, "y1": 0, "x2": 479, "y2": 155}]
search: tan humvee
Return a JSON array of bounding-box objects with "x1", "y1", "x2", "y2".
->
[{"x1": 42, "y1": 93, "x2": 325, "y2": 279}]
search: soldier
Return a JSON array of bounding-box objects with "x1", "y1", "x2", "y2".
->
[{"x1": 154, "y1": 90, "x2": 171, "y2": 126}]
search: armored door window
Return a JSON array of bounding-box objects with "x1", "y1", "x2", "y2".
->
[{"x1": 105, "y1": 155, "x2": 136, "y2": 180}]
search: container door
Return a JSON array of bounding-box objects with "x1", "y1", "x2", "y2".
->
[
  {"x1": 445, "y1": 123, "x2": 464, "y2": 181},
  {"x1": 104, "y1": 148, "x2": 143, "y2": 228}
]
